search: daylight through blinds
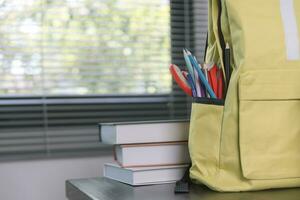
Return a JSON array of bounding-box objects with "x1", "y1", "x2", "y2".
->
[{"x1": 0, "y1": 0, "x2": 171, "y2": 95}]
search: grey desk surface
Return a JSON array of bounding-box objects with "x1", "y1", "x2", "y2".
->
[{"x1": 66, "y1": 177, "x2": 300, "y2": 200}]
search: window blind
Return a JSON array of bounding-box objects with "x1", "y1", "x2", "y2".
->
[{"x1": 0, "y1": 0, "x2": 208, "y2": 160}]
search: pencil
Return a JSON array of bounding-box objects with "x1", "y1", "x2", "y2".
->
[{"x1": 225, "y1": 43, "x2": 231, "y2": 94}]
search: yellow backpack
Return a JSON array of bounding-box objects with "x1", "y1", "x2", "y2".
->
[{"x1": 189, "y1": 0, "x2": 300, "y2": 191}]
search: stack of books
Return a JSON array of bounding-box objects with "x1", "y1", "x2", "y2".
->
[{"x1": 99, "y1": 120, "x2": 190, "y2": 186}]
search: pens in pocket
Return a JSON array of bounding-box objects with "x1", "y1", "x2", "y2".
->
[
  {"x1": 169, "y1": 49, "x2": 225, "y2": 99},
  {"x1": 185, "y1": 49, "x2": 217, "y2": 99}
]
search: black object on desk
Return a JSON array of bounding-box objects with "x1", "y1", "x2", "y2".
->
[{"x1": 66, "y1": 177, "x2": 300, "y2": 200}]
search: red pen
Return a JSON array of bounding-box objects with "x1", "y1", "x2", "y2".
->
[
  {"x1": 207, "y1": 64, "x2": 218, "y2": 97},
  {"x1": 169, "y1": 64, "x2": 193, "y2": 97}
]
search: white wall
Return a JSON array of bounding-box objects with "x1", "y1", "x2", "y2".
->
[{"x1": 0, "y1": 153, "x2": 113, "y2": 200}]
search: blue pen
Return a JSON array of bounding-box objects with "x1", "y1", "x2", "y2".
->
[
  {"x1": 186, "y1": 50, "x2": 217, "y2": 99},
  {"x1": 195, "y1": 58, "x2": 207, "y2": 97},
  {"x1": 183, "y1": 49, "x2": 196, "y2": 84},
  {"x1": 187, "y1": 74, "x2": 197, "y2": 97}
]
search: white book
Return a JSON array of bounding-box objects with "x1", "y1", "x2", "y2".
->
[
  {"x1": 114, "y1": 142, "x2": 190, "y2": 167},
  {"x1": 99, "y1": 120, "x2": 189, "y2": 144},
  {"x1": 103, "y1": 163, "x2": 189, "y2": 186}
]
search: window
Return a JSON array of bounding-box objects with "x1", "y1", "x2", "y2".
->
[
  {"x1": 0, "y1": 0, "x2": 207, "y2": 159},
  {"x1": 0, "y1": 0, "x2": 171, "y2": 95}
]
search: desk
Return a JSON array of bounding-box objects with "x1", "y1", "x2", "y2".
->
[{"x1": 66, "y1": 177, "x2": 300, "y2": 200}]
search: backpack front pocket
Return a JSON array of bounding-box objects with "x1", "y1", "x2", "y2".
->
[
  {"x1": 239, "y1": 69, "x2": 300, "y2": 180},
  {"x1": 189, "y1": 97, "x2": 224, "y2": 180}
]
